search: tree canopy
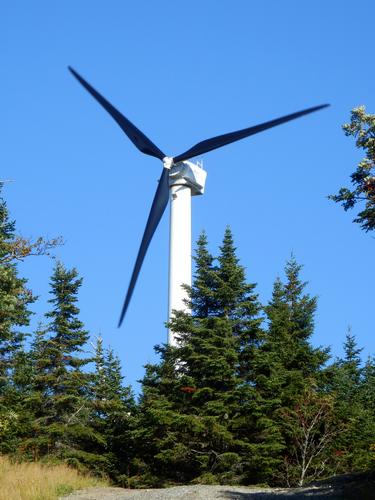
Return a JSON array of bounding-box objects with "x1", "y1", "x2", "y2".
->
[
  {"x1": 329, "y1": 106, "x2": 375, "y2": 231},
  {"x1": 0, "y1": 185, "x2": 373, "y2": 488}
]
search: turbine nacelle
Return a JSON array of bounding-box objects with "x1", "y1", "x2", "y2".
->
[{"x1": 168, "y1": 160, "x2": 207, "y2": 196}]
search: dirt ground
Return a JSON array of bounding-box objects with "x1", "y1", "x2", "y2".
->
[{"x1": 60, "y1": 472, "x2": 375, "y2": 500}]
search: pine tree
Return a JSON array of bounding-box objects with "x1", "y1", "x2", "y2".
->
[
  {"x1": 264, "y1": 257, "x2": 329, "y2": 401},
  {"x1": 135, "y1": 228, "x2": 264, "y2": 485},
  {"x1": 133, "y1": 350, "x2": 196, "y2": 486},
  {"x1": 0, "y1": 185, "x2": 35, "y2": 386},
  {"x1": 236, "y1": 276, "x2": 285, "y2": 483},
  {"x1": 252, "y1": 256, "x2": 330, "y2": 485},
  {"x1": 209, "y1": 228, "x2": 268, "y2": 484},
  {"x1": 0, "y1": 185, "x2": 35, "y2": 453},
  {"x1": 0, "y1": 182, "x2": 60, "y2": 387},
  {"x1": 171, "y1": 229, "x2": 254, "y2": 483},
  {"x1": 334, "y1": 329, "x2": 363, "y2": 400},
  {"x1": 361, "y1": 356, "x2": 375, "y2": 417},
  {"x1": 359, "y1": 357, "x2": 375, "y2": 468},
  {"x1": 329, "y1": 333, "x2": 375, "y2": 473},
  {"x1": 25, "y1": 263, "x2": 101, "y2": 468},
  {"x1": 214, "y1": 228, "x2": 264, "y2": 380},
  {"x1": 190, "y1": 231, "x2": 217, "y2": 318},
  {"x1": 90, "y1": 336, "x2": 136, "y2": 481}
]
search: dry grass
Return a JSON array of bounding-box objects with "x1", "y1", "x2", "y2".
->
[{"x1": 0, "y1": 456, "x2": 107, "y2": 500}]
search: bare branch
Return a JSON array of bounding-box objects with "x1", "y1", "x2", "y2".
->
[{"x1": 0, "y1": 235, "x2": 64, "y2": 264}]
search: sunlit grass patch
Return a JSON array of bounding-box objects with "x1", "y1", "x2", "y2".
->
[{"x1": 0, "y1": 456, "x2": 107, "y2": 500}]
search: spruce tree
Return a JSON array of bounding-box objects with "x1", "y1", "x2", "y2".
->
[
  {"x1": 334, "y1": 329, "x2": 363, "y2": 401},
  {"x1": 0, "y1": 185, "x2": 35, "y2": 385},
  {"x1": 90, "y1": 336, "x2": 136, "y2": 481},
  {"x1": 0, "y1": 185, "x2": 35, "y2": 453},
  {"x1": 263, "y1": 257, "x2": 329, "y2": 402},
  {"x1": 0, "y1": 183, "x2": 60, "y2": 386},
  {"x1": 210, "y1": 228, "x2": 268, "y2": 483},
  {"x1": 26, "y1": 263, "x2": 101, "y2": 467},
  {"x1": 359, "y1": 357, "x2": 375, "y2": 469},
  {"x1": 133, "y1": 350, "x2": 197, "y2": 486},
  {"x1": 172, "y1": 229, "x2": 254, "y2": 483},
  {"x1": 134, "y1": 232, "x2": 232, "y2": 484},
  {"x1": 237, "y1": 277, "x2": 286, "y2": 483},
  {"x1": 330, "y1": 333, "x2": 375, "y2": 473},
  {"x1": 136, "y1": 228, "x2": 264, "y2": 485},
  {"x1": 215, "y1": 228, "x2": 264, "y2": 380},
  {"x1": 190, "y1": 231, "x2": 217, "y2": 318},
  {"x1": 252, "y1": 256, "x2": 330, "y2": 485}
]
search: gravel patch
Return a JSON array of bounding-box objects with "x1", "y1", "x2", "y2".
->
[
  {"x1": 61, "y1": 471, "x2": 374, "y2": 499},
  {"x1": 60, "y1": 483, "x2": 338, "y2": 499}
]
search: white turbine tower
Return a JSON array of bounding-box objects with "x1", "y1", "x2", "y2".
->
[
  {"x1": 69, "y1": 67, "x2": 328, "y2": 346},
  {"x1": 166, "y1": 158, "x2": 206, "y2": 346}
]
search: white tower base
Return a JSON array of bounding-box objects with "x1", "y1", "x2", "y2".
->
[
  {"x1": 168, "y1": 183, "x2": 191, "y2": 346},
  {"x1": 166, "y1": 160, "x2": 207, "y2": 346}
]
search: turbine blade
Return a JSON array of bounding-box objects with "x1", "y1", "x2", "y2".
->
[
  {"x1": 68, "y1": 67, "x2": 165, "y2": 160},
  {"x1": 173, "y1": 104, "x2": 329, "y2": 163},
  {"x1": 118, "y1": 168, "x2": 169, "y2": 327}
]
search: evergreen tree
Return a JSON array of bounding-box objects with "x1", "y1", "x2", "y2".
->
[
  {"x1": 135, "y1": 228, "x2": 264, "y2": 485},
  {"x1": 263, "y1": 257, "x2": 329, "y2": 402},
  {"x1": 1, "y1": 194, "x2": 371, "y2": 488},
  {"x1": 361, "y1": 356, "x2": 375, "y2": 418},
  {"x1": 209, "y1": 228, "x2": 267, "y2": 483},
  {"x1": 330, "y1": 333, "x2": 375, "y2": 473},
  {"x1": 190, "y1": 231, "x2": 217, "y2": 318},
  {"x1": 0, "y1": 185, "x2": 35, "y2": 385},
  {"x1": 334, "y1": 329, "x2": 363, "y2": 399},
  {"x1": 252, "y1": 256, "x2": 330, "y2": 485},
  {"x1": 359, "y1": 357, "x2": 375, "y2": 469},
  {"x1": 174, "y1": 229, "x2": 262, "y2": 483},
  {"x1": 239, "y1": 277, "x2": 286, "y2": 483},
  {"x1": 133, "y1": 349, "x2": 198, "y2": 486},
  {"x1": 214, "y1": 228, "x2": 263, "y2": 380},
  {"x1": 0, "y1": 182, "x2": 60, "y2": 384},
  {"x1": 90, "y1": 336, "x2": 136, "y2": 481},
  {"x1": 25, "y1": 263, "x2": 101, "y2": 467},
  {"x1": 0, "y1": 185, "x2": 35, "y2": 453}
]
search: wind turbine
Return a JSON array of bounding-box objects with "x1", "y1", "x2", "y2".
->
[{"x1": 69, "y1": 67, "x2": 328, "y2": 345}]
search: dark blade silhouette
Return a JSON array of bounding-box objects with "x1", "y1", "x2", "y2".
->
[
  {"x1": 173, "y1": 104, "x2": 329, "y2": 163},
  {"x1": 118, "y1": 168, "x2": 169, "y2": 327},
  {"x1": 69, "y1": 66, "x2": 329, "y2": 327},
  {"x1": 68, "y1": 67, "x2": 165, "y2": 160}
]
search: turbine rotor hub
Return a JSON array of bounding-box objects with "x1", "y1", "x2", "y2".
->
[{"x1": 163, "y1": 156, "x2": 174, "y2": 170}]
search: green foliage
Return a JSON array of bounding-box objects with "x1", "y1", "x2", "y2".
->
[
  {"x1": 263, "y1": 257, "x2": 329, "y2": 393},
  {"x1": 0, "y1": 183, "x2": 373, "y2": 487},
  {"x1": 279, "y1": 388, "x2": 338, "y2": 486},
  {"x1": 246, "y1": 257, "x2": 331, "y2": 484},
  {"x1": 90, "y1": 336, "x2": 136, "y2": 480},
  {"x1": 0, "y1": 186, "x2": 37, "y2": 454},
  {"x1": 329, "y1": 106, "x2": 375, "y2": 231},
  {"x1": 0, "y1": 186, "x2": 35, "y2": 384},
  {"x1": 135, "y1": 228, "x2": 264, "y2": 485},
  {"x1": 24, "y1": 263, "x2": 100, "y2": 465},
  {"x1": 132, "y1": 235, "x2": 373, "y2": 487},
  {"x1": 329, "y1": 334, "x2": 375, "y2": 473},
  {"x1": 55, "y1": 484, "x2": 75, "y2": 496}
]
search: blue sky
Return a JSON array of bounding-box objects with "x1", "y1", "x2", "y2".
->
[{"x1": 2, "y1": 1, "x2": 374, "y2": 390}]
